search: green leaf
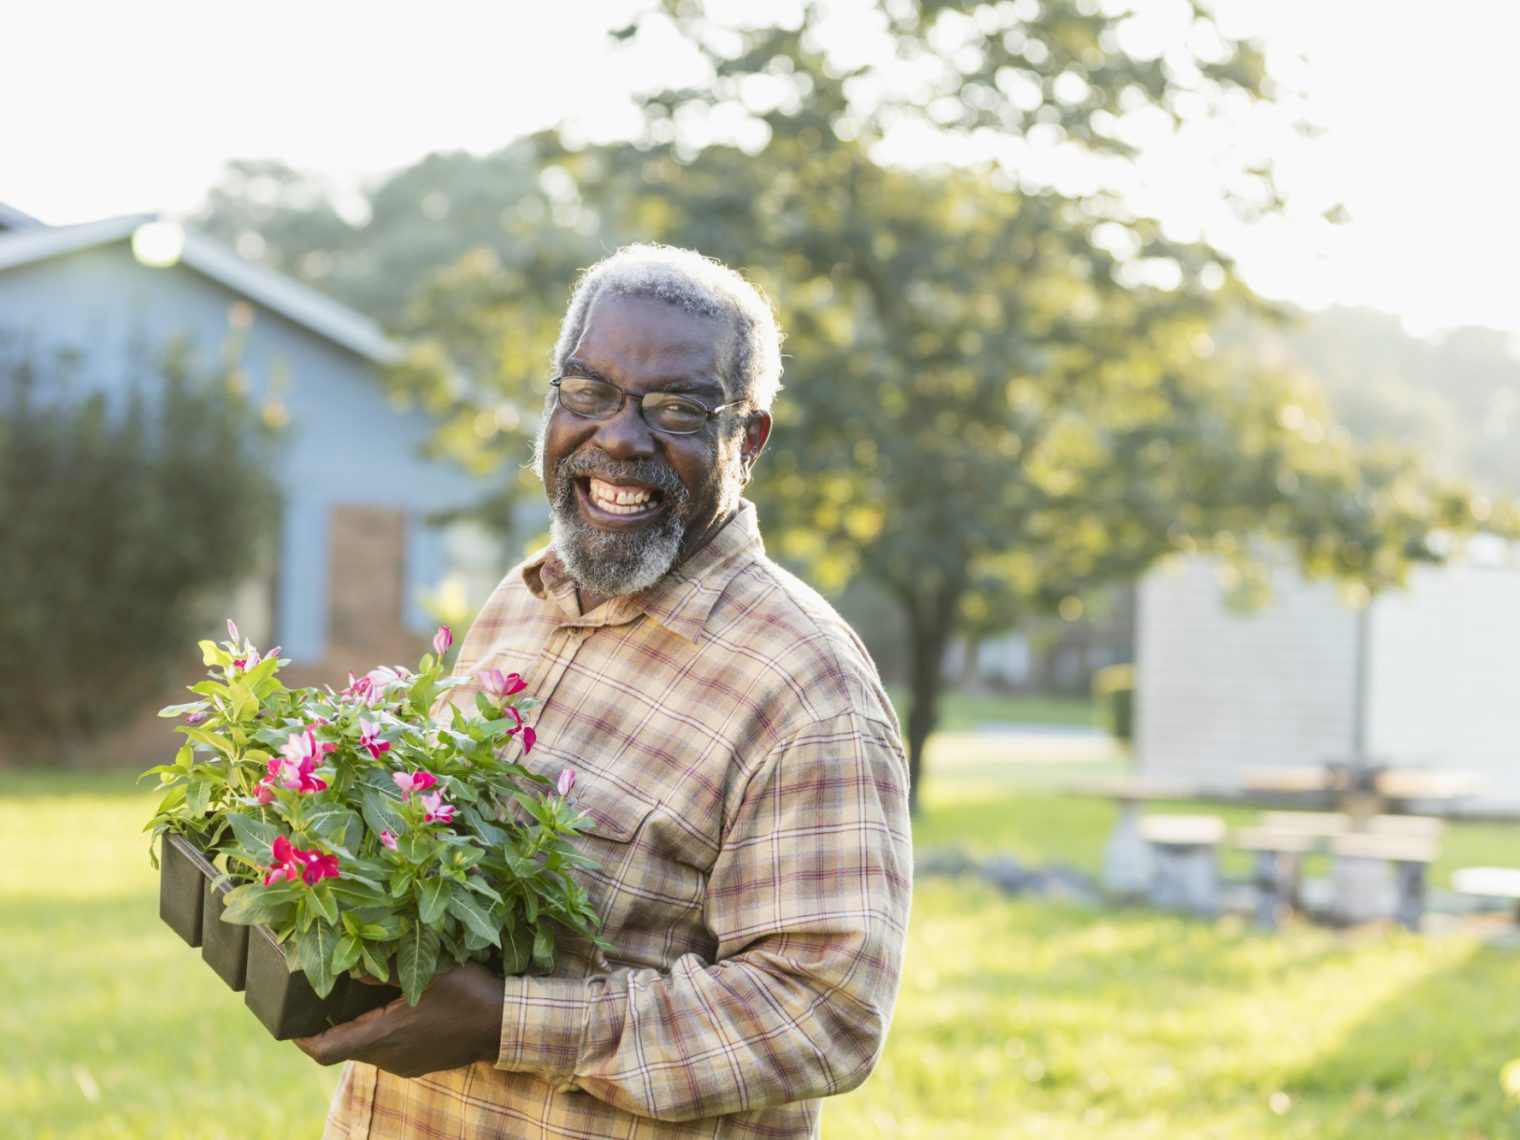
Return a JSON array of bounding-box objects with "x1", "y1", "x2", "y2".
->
[
  {"x1": 297, "y1": 919, "x2": 340, "y2": 997},
  {"x1": 359, "y1": 943, "x2": 391, "y2": 984},
  {"x1": 221, "y1": 883, "x2": 293, "y2": 926},
  {"x1": 308, "y1": 882, "x2": 339, "y2": 926},
  {"x1": 228, "y1": 678, "x2": 256, "y2": 722},
  {"x1": 158, "y1": 700, "x2": 210, "y2": 718},
  {"x1": 396, "y1": 925, "x2": 440, "y2": 1006},
  {"x1": 531, "y1": 925, "x2": 555, "y2": 971},
  {"x1": 185, "y1": 777, "x2": 212, "y2": 818},
  {"x1": 494, "y1": 924, "x2": 528, "y2": 976},
  {"x1": 304, "y1": 805, "x2": 362, "y2": 848},
  {"x1": 155, "y1": 783, "x2": 187, "y2": 816},
  {"x1": 242, "y1": 653, "x2": 280, "y2": 690},
  {"x1": 445, "y1": 890, "x2": 501, "y2": 948},
  {"x1": 332, "y1": 933, "x2": 363, "y2": 976},
  {"x1": 410, "y1": 675, "x2": 439, "y2": 718},
  {"x1": 360, "y1": 786, "x2": 405, "y2": 837},
  {"x1": 225, "y1": 812, "x2": 282, "y2": 861},
  {"x1": 179, "y1": 726, "x2": 236, "y2": 758},
  {"x1": 417, "y1": 877, "x2": 449, "y2": 926}
]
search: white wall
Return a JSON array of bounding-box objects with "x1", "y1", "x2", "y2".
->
[
  {"x1": 1135, "y1": 558, "x2": 1359, "y2": 791},
  {"x1": 1366, "y1": 559, "x2": 1520, "y2": 812}
]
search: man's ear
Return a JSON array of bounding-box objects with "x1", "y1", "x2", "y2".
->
[{"x1": 740, "y1": 412, "x2": 772, "y2": 480}]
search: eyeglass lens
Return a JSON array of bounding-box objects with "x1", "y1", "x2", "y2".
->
[{"x1": 558, "y1": 377, "x2": 710, "y2": 434}]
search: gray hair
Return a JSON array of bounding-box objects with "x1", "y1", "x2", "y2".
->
[{"x1": 551, "y1": 243, "x2": 784, "y2": 412}]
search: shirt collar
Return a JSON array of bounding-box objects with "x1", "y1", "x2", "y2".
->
[{"x1": 521, "y1": 499, "x2": 764, "y2": 644}]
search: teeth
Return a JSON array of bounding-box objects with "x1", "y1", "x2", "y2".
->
[{"x1": 589, "y1": 478, "x2": 657, "y2": 514}]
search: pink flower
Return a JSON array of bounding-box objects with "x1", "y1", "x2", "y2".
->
[
  {"x1": 557, "y1": 769, "x2": 575, "y2": 797},
  {"x1": 420, "y1": 791, "x2": 457, "y2": 825},
  {"x1": 262, "y1": 836, "x2": 340, "y2": 887},
  {"x1": 342, "y1": 671, "x2": 380, "y2": 707},
  {"x1": 358, "y1": 718, "x2": 391, "y2": 761},
  {"x1": 433, "y1": 626, "x2": 453, "y2": 657},
  {"x1": 342, "y1": 666, "x2": 411, "y2": 707},
  {"x1": 184, "y1": 710, "x2": 208, "y2": 726},
  {"x1": 257, "y1": 727, "x2": 332, "y2": 801},
  {"x1": 227, "y1": 619, "x2": 240, "y2": 643},
  {"x1": 379, "y1": 830, "x2": 398, "y2": 850},
  {"x1": 479, "y1": 668, "x2": 527, "y2": 702},
  {"x1": 393, "y1": 769, "x2": 438, "y2": 800},
  {"x1": 522, "y1": 726, "x2": 537, "y2": 754}
]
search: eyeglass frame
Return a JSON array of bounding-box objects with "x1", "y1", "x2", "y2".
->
[{"x1": 550, "y1": 374, "x2": 749, "y2": 435}]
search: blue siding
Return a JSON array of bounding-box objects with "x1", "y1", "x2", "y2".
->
[{"x1": 0, "y1": 241, "x2": 488, "y2": 662}]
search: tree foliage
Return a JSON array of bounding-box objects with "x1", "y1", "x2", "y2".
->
[
  {"x1": 195, "y1": 1, "x2": 1498, "y2": 810},
  {"x1": 0, "y1": 341, "x2": 281, "y2": 763}
]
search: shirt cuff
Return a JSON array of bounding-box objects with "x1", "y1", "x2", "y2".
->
[{"x1": 497, "y1": 974, "x2": 589, "y2": 1079}]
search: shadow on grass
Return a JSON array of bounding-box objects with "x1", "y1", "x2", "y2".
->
[{"x1": 1273, "y1": 934, "x2": 1520, "y2": 1138}]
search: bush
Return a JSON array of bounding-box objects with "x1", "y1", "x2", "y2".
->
[
  {"x1": 0, "y1": 340, "x2": 280, "y2": 763},
  {"x1": 1091, "y1": 662, "x2": 1135, "y2": 741}
]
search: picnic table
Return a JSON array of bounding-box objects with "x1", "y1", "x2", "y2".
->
[
  {"x1": 1241, "y1": 761, "x2": 1480, "y2": 823},
  {"x1": 1232, "y1": 809, "x2": 1444, "y2": 929},
  {"x1": 1067, "y1": 777, "x2": 1205, "y2": 895}
]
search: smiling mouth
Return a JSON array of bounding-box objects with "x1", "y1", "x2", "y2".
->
[{"x1": 579, "y1": 476, "x2": 667, "y2": 520}]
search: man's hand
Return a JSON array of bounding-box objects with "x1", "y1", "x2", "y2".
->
[{"x1": 294, "y1": 961, "x2": 502, "y2": 1079}]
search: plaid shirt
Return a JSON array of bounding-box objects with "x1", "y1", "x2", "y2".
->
[{"x1": 324, "y1": 502, "x2": 913, "y2": 1138}]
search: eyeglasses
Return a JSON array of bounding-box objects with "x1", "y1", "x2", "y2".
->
[{"x1": 551, "y1": 375, "x2": 746, "y2": 435}]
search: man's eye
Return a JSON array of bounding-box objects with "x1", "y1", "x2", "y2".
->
[{"x1": 649, "y1": 399, "x2": 707, "y2": 430}]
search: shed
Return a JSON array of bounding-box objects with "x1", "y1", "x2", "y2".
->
[{"x1": 1134, "y1": 542, "x2": 1520, "y2": 815}]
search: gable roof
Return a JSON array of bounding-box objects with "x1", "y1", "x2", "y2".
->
[
  {"x1": 0, "y1": 201, "x2": 43, "y2": 231},
  {"x1": 0, "y1": 212, "x2": 398, "y2": 364}
]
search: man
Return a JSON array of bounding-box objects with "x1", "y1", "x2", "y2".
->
[{"x1": 298, "y1": 244, "x2": 913, "y2": 1138}]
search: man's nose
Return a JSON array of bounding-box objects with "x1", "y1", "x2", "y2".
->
[{"x1": 590, "y1": 398, "x2": 658, "y2": 459}]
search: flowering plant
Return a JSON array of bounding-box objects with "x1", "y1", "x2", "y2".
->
[{"x1": 145, "y1": 622, "x2": 602, "y2": 1005}]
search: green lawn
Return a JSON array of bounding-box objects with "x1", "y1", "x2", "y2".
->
[
  {"x1": 888, "y1": 688, "x2": 1100, "y2": 731},
  {"x1": 6, "y1": 752, "x2": 1520, "y2": 1137}
]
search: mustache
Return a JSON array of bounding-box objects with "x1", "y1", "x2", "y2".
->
[{"x1": 555, "y1": 451, "x2": 687, "y2": 499}]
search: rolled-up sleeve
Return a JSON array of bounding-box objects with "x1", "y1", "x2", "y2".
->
[{"x1": 495, "y1": 711, "x2": 913, "y2": 1121}]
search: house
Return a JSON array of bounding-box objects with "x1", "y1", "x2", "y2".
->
[
  {"x1": 0, "y1": 201, "x2": 504, "y2": 756},
  {"x1": 1133, "y1": 542, "x2": 1520, "y2": 815}
]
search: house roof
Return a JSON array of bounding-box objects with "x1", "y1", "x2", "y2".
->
[
  {"x1": 0, "y1": 211, "x2": 398, "y2": 364},
  {"x1": 0, "y1": 201, "x2": 43, "y2": 231}
]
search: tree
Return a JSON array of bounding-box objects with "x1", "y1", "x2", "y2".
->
[
  {"x1": 0, "y1": 340, "x2": 281, "y2": 764},
  {"x1": 196, "y1": 2, "x2": 1499, "y2": 812},
  {"x1": 545, "y1": 3, "x2": 1491, "y2": 810}
]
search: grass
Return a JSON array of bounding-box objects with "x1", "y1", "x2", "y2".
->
[
  {"x1": 6, "y1": 743, "x2": 1520, "y2": 1137},
  {"x1": 887, "y1": 688, "x2": 1101, "y2": 731}
]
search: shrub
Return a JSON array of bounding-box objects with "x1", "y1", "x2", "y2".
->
[
  {"x1": 0, "y1": 339, "x2": 280, "y2": 763},
  {"x1": 1092, "y1": 662, "x2": 1135, "y2": 741}
]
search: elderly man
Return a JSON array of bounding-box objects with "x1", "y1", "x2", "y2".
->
[{"x1": 298, "y1": 244, "x2": 913, "y2": 1138}]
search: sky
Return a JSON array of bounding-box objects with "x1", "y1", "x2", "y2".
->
[{"x1": 3, "y1": 0, "x2": 1517, "y2": 343}]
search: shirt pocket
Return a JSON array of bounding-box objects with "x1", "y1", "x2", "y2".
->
[{"x1": 570, "y1": 785, "x2": 710, "y2": 970}]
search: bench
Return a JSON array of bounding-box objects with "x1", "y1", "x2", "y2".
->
[
  {"x1": 1451, "y1": 867, "x2": 1520, "y2": 921},
  {"x1": 1329, "y1": 832, "x2": 1439, "y2": 931},
  {"x1": 1139, "y1": 814, "x2": 1226, "y2": 916},
  {"x1": 1233, "y1": 827, "x2": 1317, "y2": 928},
  {"x1": 1068, "y1": 778, "x2": 1204, "y2": 896}
]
